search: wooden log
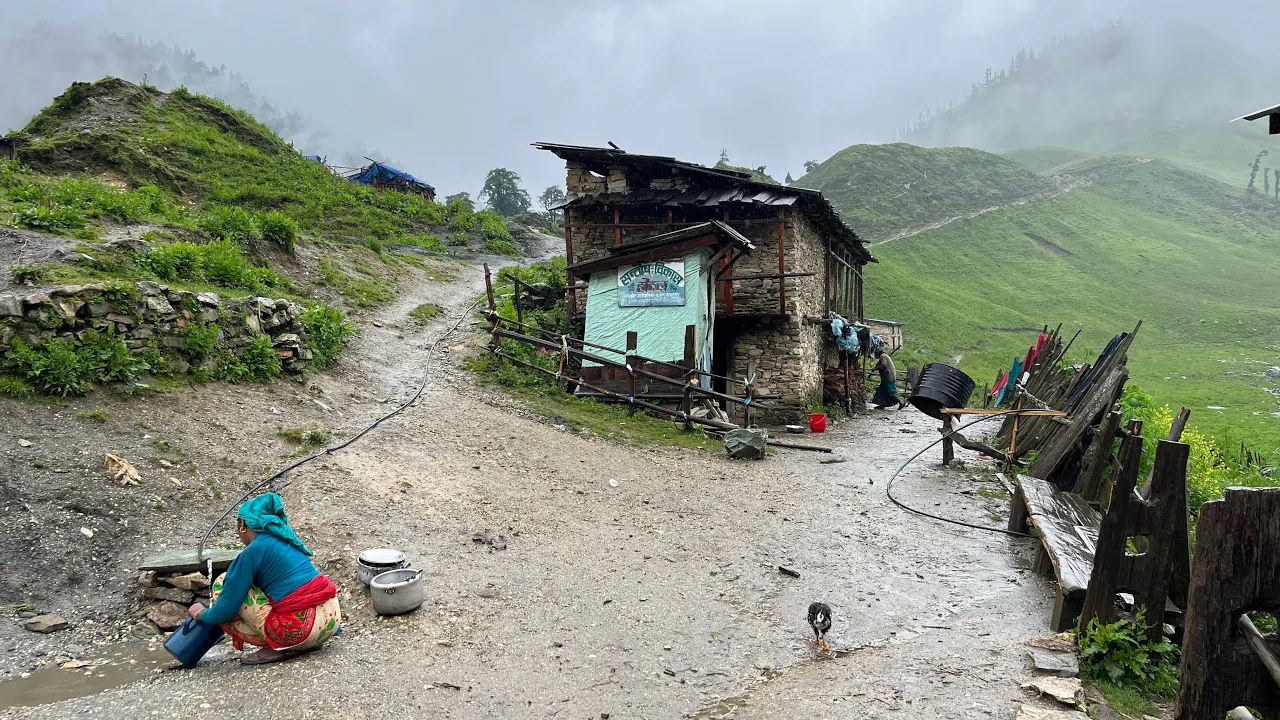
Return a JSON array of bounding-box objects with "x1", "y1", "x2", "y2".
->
[
  {"x1": 1239, "y1": 613, "x2": 1280, "y2": 689},
  {"x1": 1175, "y1": 487, "x2": 1280, "y2": 720}
]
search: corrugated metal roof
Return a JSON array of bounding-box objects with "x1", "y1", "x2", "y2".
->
[{"x1": 535, "y1": 142, "x2": 871, "y2": 263}]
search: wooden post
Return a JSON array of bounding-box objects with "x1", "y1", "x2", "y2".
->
[
  {"x1": 1007, "y1": 396, "x2": 1024, "y2": 474},
  {"x1": 613, "y1": 206, "x2": 621, "y2": 246},
  {"x1": 941, "y1": 418, "x2": 954, "y2": 466},
  {"x1": 484, "y1": 263, "x2": 498, "y2": 349},
  {"x1": 625, "y1": 331, "x2": 638, "y2": 407},
  {"x1": 843, "y1": 352, "x2": 851, "y2": 413},
  {"x1": 723, "y1": 210, "x2": 734, "y2": 315},
  {"x1": 564, "y1": 209, "x2": 577, "y2": 317},
  {"x1": 746, "y1": 360, "x2": 758, "y2": 429},
  {"x1": 777, "y1": 208, "x2": 786, "y2": 315},
  {"x1": 513, "y1": 277, "x2": 524, "y2": 325},
  {"x1": 1175, "y1": 487, "x2": 1280, "y2": 720},
  {"x1": 823, "y1": 236, "x2": 831, "y2": 313},
  {"x1": 1077, "y1": 423, "x2": 1148, "y2": 631}
]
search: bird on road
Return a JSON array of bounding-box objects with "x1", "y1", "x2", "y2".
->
[{"x1": 807, "y1": 602, "x2": 832, "y2": 652}]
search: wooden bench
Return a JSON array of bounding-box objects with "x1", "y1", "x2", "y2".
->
[
  {"x1": 1010, "y1": 429, "x2": 1191, "y2": 634},
  {"x1": 1009, "y1": 475, "x2": 1101, "y2": 631}
]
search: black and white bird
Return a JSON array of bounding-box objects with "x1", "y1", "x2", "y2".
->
[{"x1": 807, "y1": 602, "x2": 832, "y2": 651}]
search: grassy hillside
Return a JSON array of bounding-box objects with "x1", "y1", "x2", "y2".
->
[
  {"x1": 796, "y1": 143, "x2": 1052, "y2": 242},
  {"x1": 863, "y1": 156, "x2": 1280, "y2": 453}
]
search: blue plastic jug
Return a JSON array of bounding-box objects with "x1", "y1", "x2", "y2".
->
[{"x1": 164, "y1": 617, "x2": 224, "y2": 668}]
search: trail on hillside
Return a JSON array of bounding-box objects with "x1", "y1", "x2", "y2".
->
[{"x1": 870, "y1": 174, "x2": 1093, "y2": 247}]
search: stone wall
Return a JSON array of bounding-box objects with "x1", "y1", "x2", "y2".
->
[{"x1": 0, "y1": 280, "x2": 315, "y2": 375}]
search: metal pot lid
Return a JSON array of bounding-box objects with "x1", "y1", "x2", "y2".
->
[{"x1": 358, "y1": 548, "x2": 405, "y2": 566}]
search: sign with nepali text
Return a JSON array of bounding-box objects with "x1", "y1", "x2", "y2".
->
[{"x1": 617, "y1": 259, "x2": 687, "y2": 307}]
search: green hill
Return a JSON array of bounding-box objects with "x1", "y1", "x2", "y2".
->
[
  {"x1": 860, "y1": 154, "x2": 1280, "y2": 454},
  {"x1": 796, "y1": 143, "x2": 1052, "y2": 242}
]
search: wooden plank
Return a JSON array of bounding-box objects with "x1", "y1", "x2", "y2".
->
[
  {"x1": 1029, "y1": 366, "x2": 1129, "y2": 484},
  {"x1": 683, "y1": 325, "x2": 696, "y2": 369},
  {"x1": 1017, "y1": 476, "x2": 1101, "y2": 596},
  {"x1": 777, "y1": 208, "x2": 786, "y2": 315},
  {"x1": 567, "y1": 234, "x2": 720, "y2": 276},
  {"x1": 1239, "y1": 614, "x2": 1280, "y2": 689},
  {"x1": 1072, "y1": 409, "x2": 1122, "y2": 501}
]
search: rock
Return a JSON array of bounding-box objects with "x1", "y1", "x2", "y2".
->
[
  {"x1": 1022, "y1": 676, "x2": 1083, "y2": 707},
  {"x1": 162, "y1": 572, "x2": 210, "y2": 591},
  {"x1": 24, "y1": 292, "x2": 49, "y2": 307},
  {"x1": 137, "y1": 571, "x2": 160, "y2": 588},
  {"x1": 145, "y1": 601, "x2": 188, "y2": 630},
  {"x1": 1028, "y1": 636, "x2": 1076, "y2": 653},
  {"x1": 103, "y1": 236, "x2": 153, "y2": 255},
  {"x1": 196, "y1": 292, "x2": 220, "y2": 307},
  {"x1": 272, "y1": 333, "x2": 301, "y2": 347},
  {"x1": 105, "y1": 313, "x2": 135, "y2": 326},
  {"x1": 86, "y1": 301, "x2": 112, "y2": 317},
  {"x1": 0, "y1": 295, "x2": 23, "y2": 317},
  {"x1": 1014, "y1": 704, "x2": 1089, "y2": 720},
  {"x1": 144, "y1": 295, "x2": 174, "y2": 314},
  {"x1": 18, "y1": 611, "x2": 37, "y2": 619},
  {"x1": 724, "y1": 428, "x2": 768, "y2": 460},
  {"x1": 138, "y1": 548, "x2": 240, "y2": 574},
  {"x1": 1028, "y1": 647, "x2": 1079, "y2": 677},
  {"x1": 22, "y1": 614, "x2": 69, "y2": 634},
  {"x1": 18, "y1": 438, "x2": 32, "y2": 447},
  {"x1": 143, "y1": 586, "x2": 195, "y2": 604},
  {"x1": 137, "y1": 281, "x2": 164, "y2": 296},
  {"x1": 51, "y1": 283, "x2": 105, "y2": 297}
]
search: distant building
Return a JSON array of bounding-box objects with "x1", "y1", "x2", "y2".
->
[
  {"x1": 344, "y1": 160, "x2": 435, "y2": 201},
  {"x1": 1236, "y1": 103, "x2": 1280, "y2": 135},
  {"x1": 535, "y1": 142, "x2": 877, "y2": 421},
  {"x1": 0, "y1": 137, "x2": 15, "y2": 161}
]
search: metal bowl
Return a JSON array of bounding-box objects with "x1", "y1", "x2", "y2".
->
[{"x1": 370, "y1": 568, "x2": 424, "y2": 615}]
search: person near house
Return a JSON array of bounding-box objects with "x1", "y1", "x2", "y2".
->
[
  {"x1": 187, "y1": 493, "x2": 341, "y2": 665},
  {"x1": 871, "y1": 348, "x2": 904, "y2": 409}
]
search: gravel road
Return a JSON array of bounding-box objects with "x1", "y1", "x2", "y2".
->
[{"x1": 2, "y1": 257, "x2": 1064, "y2": 719}]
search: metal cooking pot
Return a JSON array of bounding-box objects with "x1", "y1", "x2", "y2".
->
[
  {"x1": 356, "y1": 548, "x2": 408, "y2": 587},
  {"x1": 370, "y1": 568, "x2": 425, "y2": 616}
]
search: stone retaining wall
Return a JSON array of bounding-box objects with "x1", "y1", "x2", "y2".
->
[{"x1": 0, "y1": 281, "x2": 314, "y2": 375}]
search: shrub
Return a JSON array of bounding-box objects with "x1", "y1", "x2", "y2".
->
[
  {"x1": 258, "y1": 211, "x2": 299, "y2": 250},
  {"x1": 478, "y1": 211, "x2": 518, "y2": 255},
  {"x1": 14, "y1": 204, "x2": 84, "y2": 231},
  {"x1": 102, "y1": 281, "x2": 142, "y2": 306},
  {"x1": 78, "y1": 329, "x2": 148, "y2": 383},
  {"x1": 181, "y1": 322, "x2": 220, "y2": 361},
  {"x1": 409, "y1": 303, "x2": 443, "y2": 325},
  {"x1": 201, "y1": 238, "x2": 256, "y2": 288},
  {"x1": 199, "y1": 206, "x2": 260, "y2": 243},
  {"x1": 278, "y1": 425, "x2": 328, "y2": 446},
  {"x1": 1078, "y1": 610, "x2": 1179, "y2": 697},
  {"x1": 7, "y1": 338, "x2": 95, "y2": 397},
  {"x1": 398, "y1": 233, "x2": 446, "y2": 252},
  {"x1": 239, "y1": 334, "x2": 282, "y2": 382},
  {"x1": 300, "y1": 303, "x2": 353, "y2": 368},
  {"x1": 141, "y1": 241, "x2": 204, "y2": 281},
  {"x1": 10, "y1": 264, "x2": 50, "y2": 285},
  {"x1": 447, "y1": 200, "x2": 477, "y2": 233}
]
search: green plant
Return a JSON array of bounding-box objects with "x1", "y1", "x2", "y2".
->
[
  {"x1": 138, "y1": 342, "x2": 174, "y2": 378},
  {"x1": 101, "y1": 281, "x2": 141, "y2": 306},
  {"x1": 299, "y1": 303, "x2": 353, "y2": 368},
  {"x1": 7, "y1": 337, "x2": 95, "y2": 397},
  {"x1": 201, "y1": 238, "x2": 255, "y2": 288},
  {"x1": 79, "y1": 408, "x2": 109, "y2": 422},
  {"x1": 78, "y1": 329, "x2": 149, "y2": 382},
  {"x1": 199, "y1": 206, "x2": 260, "y2": 243},
  {"x1": 447, "y1": 200, "x2": 477, "y2": 233},
  {"x1": 181, "y1": 322, "x2": 220, "y2": 361},
  {"x1": 1078, "y1": 610, "x2": 1179, "y2": 696},
  {"x1": 258, "y1": 211, "x2": 299, "y2": 250},
  {"x1": 277, "y1": 425, "x2": 328, "y2": 446},
  {"x1": 141, "y1": 241, "x2": 204, "y2": 281},
  {"x1": 478, "y1": 210, "x2": 518, "y2": 255},
  {"x1": 238, "y1": 334, "x2": 282, "y2": 382},
  {"x1": 10, "y1": 264, "x2": 50, "y2": 285},
  {"x1": 409, "y1": 303, "x2": 443, "y2": 325},
  {"x1": 0, "y1": 375, "x2": 36, "y2": 399}
]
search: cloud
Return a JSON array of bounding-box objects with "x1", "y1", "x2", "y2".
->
[{"x1": 1, "y1": 0, "x2": 1273, "y2": 197}]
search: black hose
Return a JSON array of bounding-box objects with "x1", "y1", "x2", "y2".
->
[
  {"x1": 884, "y1": 408, "x2": 1034, "y2": 538},
  {"x1": 196, "y1": 299, "x2": 483, "y2": 564}
]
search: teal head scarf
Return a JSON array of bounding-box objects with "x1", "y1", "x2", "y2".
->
[{"x1": 237, "y1": 492, "x2": 313, "y2": 556}]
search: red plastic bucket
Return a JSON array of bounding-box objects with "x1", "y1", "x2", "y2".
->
[{"x1": 808, "y1": 413, "x2": 827, "y2": 433}]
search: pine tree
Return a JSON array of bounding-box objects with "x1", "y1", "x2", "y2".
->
[
  {"x1": 1267, "y1": 169, "x2": 1272, "y2": 196},
  {"x1": 719, "y1": 148, "x2": 730, "y2": 164},
  {"x1": 784, "y1": 172, "x2": 794, "y2": 185}
]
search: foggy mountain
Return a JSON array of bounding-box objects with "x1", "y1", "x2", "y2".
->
[
  {"x1": 0, "y1": 23, "x2": 395, "y2": 168},
  {"x1": 898, "y1": 20, "x2": 1279, "y2": 154}
]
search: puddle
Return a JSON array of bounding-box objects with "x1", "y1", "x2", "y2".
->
[{"x1": 0, "y1": 640, "x2": 176, "y2": 710}]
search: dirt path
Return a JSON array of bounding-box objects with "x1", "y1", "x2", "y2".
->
[{"x1": 2, "y1": 252, "x2": 1064, "y2": 718}]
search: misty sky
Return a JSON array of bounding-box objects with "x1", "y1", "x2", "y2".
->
[{"x1": 2, "y1": 0, "x2": 1273, "y2": 198}]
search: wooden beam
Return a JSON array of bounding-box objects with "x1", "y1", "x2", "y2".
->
[
  {"x1": 1239, "y1": 613, "x2": 1280, "y2": 689},
  {"x1": 777, "y1": 208, "x2": 786, "y2": 315},
  {"x1": 564, "y1": 208, "x2": 577, "y2": 316},
  {"x1": 940, "y1": 408, "x2": 1067, "y2": 416},
  {"x1": 721, "y1": 272, "x2": 816, "y2": 282},
  {"x1": 568, "y1": 234, "x2": 720, "y2": 276},
  {"x1": 614, "y1": 206, "x2": 622, "y2": 246}
]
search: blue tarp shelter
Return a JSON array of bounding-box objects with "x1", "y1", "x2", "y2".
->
[{"x1": 345, "y1": 161, "x2": 435, "y2": 199}]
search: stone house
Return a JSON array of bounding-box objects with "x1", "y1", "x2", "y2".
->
[{"x1": 535, "y1": 142, "x2": 875, "y2": 422}]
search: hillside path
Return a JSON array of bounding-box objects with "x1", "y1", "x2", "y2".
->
[{"x1": 3, "y1": 255, "x2": 1060, "y2": 719}]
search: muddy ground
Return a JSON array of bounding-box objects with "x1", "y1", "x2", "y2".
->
[{"x1": 1, "y1": 252, "x2": 1073, "y2": 719}]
